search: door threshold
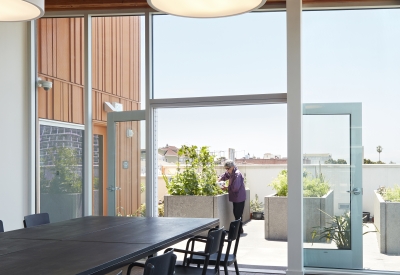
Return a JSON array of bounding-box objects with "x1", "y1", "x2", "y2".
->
[{"x1": 305, "y1": 267, "x2": 400, "y2": 275}]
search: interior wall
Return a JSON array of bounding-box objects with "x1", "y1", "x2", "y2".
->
[{"x1": 0, "y1": 22, "x2": 29, "y2": 231}]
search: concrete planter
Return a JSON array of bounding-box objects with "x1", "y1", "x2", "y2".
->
[
  {"x1": 164, "y1": 189, "x2": 250, "y2": 230},
  {"x1": 41, "y1": 193, "x2": 83, "y2": 223},
  {"x1": 374, "y1": 190, "x2": 400, "y2": 255},
  {"x1": 264, "y1": 190, "x2": 334, "y2": 241}
]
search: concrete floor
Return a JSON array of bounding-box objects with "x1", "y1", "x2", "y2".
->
[
  {"x1": 109, "y1": 220, "x2": 400, "y2": 275},
  {"x1": 172, "y1": 220, "x2": 400, "y2": 274}
]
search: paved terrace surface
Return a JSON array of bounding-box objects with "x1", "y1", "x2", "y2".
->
[{"x1": 108, "y1": 220, "x2": 400, "y2": 275}]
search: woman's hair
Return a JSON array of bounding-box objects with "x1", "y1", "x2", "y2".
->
[{"x1": 224, "y1": 160, "x2": 235, "y2": 169}]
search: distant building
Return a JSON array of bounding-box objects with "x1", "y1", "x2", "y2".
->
[
  {"x1": 263, "y1": 153, "x2": 281, "y2": 159},
  {"x1": 303, "y1": 153, "x2": 331, "y2": 164},
  {"x1": 236, "y1": 158, "x2": 288, "y2": 165},
  {"x1": 158, "y1": 145, "x2": 180, "y2": 163}
]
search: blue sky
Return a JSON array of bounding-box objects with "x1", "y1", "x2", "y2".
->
[{"x1": 142, "y1": 8, "x2": 400, "y2": 163}]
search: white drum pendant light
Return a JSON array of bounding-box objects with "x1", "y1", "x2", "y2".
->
[
  {"x1": 147, "y1": 0, "x2": 267, "y2": 18},
  {"x1": 0, "y1": 0, "x2": 44, "y2": 22}
]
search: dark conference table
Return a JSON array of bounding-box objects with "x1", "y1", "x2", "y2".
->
[{"x1": 0, "y1": 216, "x2": 219, "y2": 275}]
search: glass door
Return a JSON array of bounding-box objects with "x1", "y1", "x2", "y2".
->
[
  {"x1": 93, "y1": 125, "x2": 107, "y2": 216},
  {"x1": 107, "y1": 110, "x2": 145, "y2": 216},
  {"x1": 303, "y1": 103, "x2": 363, "y2": 269}
]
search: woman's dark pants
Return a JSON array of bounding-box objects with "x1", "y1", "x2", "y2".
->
[{"x1": 233, "y1": 201, "x2": 245, "y2": 234}]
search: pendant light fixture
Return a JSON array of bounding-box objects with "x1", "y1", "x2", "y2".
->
[
  {"x1": 147, "y1": 0, "x2": 267, "y2": 18},
  {"x1": 0, "y1": 0, "x2": 44, "y2": 22}
]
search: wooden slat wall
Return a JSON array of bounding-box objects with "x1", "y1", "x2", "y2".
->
[
  {"x1": 116, "y1": 121, "x2": 141, "y2": 215},
  {"x1": 38, "y1": 16, "x2": 141, "y2": 122},
  {"x1": 37, "y1": 16, "x2": 142, "y2": 215},
  {"x1": 38, "y1": 17, "x2": 85, "y2": 124}
]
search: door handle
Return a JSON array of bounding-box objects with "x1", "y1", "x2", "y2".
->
[
  {"x1": 106, "y1": 186, "x2": 122, "y2": 192},
  {"x1": 347, "y1": 187, "x2": 362, "y2": 195}
]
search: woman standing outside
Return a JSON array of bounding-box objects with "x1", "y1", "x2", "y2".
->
[{"x1": 217, "y1": 160, "x2": 246, "y2": 234}]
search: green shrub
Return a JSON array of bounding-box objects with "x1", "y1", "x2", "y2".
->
[
  {"x1": 269, "y1": 169, "x2": 330, "y2": 197},
  {"x1": 269, "y1": 170, "x2": 288, "y2": 196},
  {"x1": 250, "y1": 194, "x2": 264, "y2": 212},
  {"x1": 379, "y1": 185, "x2": 400, "y2": 202},
  {"x1": 134, "y1": 203, "x2": 164, "y2": 217},
  {"x1": 164, "y1": 145, "x2": 225, "y2": 196}
]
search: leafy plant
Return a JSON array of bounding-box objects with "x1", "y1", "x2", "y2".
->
[
  {"x1": 377, "y1": 185, "x2": 400, "y2": 202},
  {"x1": 364, "y1": 158, "x2": 385, "y2": 164},
  {"x1": 269, "y1": 170, "x2": 288, "y2": 196},
  {"x1": 40, "y1": 147, "x2": 82, "y2": 193},
  {"x1": 250, "y1": 194, "x2": 264, "y2": 213},
  {"x1": 134, "y1": 203, "x2": 164, "y2": 217},
  {"x1": 325, "y1": 158, "x2": 347, "y2": 164},
  {"x1": 269, "y1": 169, "x2": 330, "y2": 197},
  {"x1": 163, "y1": 145, "x2": 225, "y2": 196},
  {"x1": 311, "y1": 209, "x2": 377, "y2": 249},
  {"x1": 116, "y1": 207, "x2": 134, "y2": 217},
  {"x1": 312, "y1": 210, "x2": 351, "y2": 249}
]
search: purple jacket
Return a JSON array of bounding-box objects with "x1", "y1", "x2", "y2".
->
[{"x1": 219, "y1": 167, "x2": 246, "y2": 203}]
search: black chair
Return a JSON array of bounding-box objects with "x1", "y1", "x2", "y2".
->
[
  {"x1": 127, "y1": 249, "x2": 176, "y2": 275},
  {"x1": 0, "y1": 220, "x2": 4, "y2": 232},
  {"x1": 167, "y1": 227, "x2": 226, "y2": 275},
  {"x1": 143, "y1": 263, "x2": 155, "y2": 275},
  {"x1": 188, "y1": 219, "x2": 242, "y2": 275},
  {"x1": 23, "y1": 213, "x2": 50, "y2": 228}
]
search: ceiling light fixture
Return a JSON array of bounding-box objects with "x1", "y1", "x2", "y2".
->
[
  {"x1": 147, "y1": 0, "x2": 267, "y2": 18},
  {"x1": 0, "y1": 0, "x2": 44, "y2": 22}
]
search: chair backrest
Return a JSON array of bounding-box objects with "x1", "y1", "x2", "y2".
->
[
  {"x1": 143, "y1": 263, "x2": 155, "y2": 275},
  {"x1": 204, "y1": 227, "x2": 225, "y2": 256},
  {"x1": 227, "y1": 219, "x2": 241, "y2": 241},
  {"x1": 203, "y1": 227, "x2": 226, "y2": 273},
  {"x1": 227, "y1": 219, "x2": 242, "y2": 256},
  {"x1": 0, "y1": 220, "x2": 4, "y2": 233},
  {"x1": 145, "y1": 248, "x2": 176, "y2": 275},
  {"x1": 23, "y1": 213, "x2": 50, "y2": 228}
]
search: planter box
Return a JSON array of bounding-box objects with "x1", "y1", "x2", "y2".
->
[
  {"x1": 41, "y1": 193, "x2": 83, "y2": 223},
  {"x1": 264, "y1": 190, "x2": 334, "y2": 242},
  {"x1": 164, "y1": 189, "x2": 250, "y2": 231},
  {"x1": 374, "y1": 190, "x2": 400, "y2": 255}
]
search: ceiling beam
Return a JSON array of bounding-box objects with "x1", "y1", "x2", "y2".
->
[{"x1": 45, "y1": 0, "x2": 399, "y2": 12}]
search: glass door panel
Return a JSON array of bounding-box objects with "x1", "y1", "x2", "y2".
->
[
  {"x1": 303, "y1": 103, "x2": 363, "y2": 269},
  {"x1": 107, "y1": 111, "x2": 145, "y2": 216}
]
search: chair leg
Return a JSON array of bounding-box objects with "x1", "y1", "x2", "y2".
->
[
  {"x1": 223, "y1": 264, "x2": 229, "y2": 275},
  {"x1": 234, "y1": 260, "x2": 240, "y2": 275}
]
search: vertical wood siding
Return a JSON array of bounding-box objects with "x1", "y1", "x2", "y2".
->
[{"x1": 37, "y1": 16, "x2": 142, "y2": 215}]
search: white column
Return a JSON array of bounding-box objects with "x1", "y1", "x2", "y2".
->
[
  {"x1": 28, "y1": 20, "x2": 37, "y2": 214},
  {"x1": 145, "y1": 12, "x2": 157, "y2": 217},
  {"x1": 84, "y1": 14, "x2": 93, "y2": 216},
  {"x1": 286, "y1": 0, "x2": 304, "y2": 275}
]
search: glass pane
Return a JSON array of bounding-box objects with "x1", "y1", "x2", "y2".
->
[
  {"x1": 91, "y1": 15, "x2": 144, "y2": 216},
  {"x1": 303, "y1": 115, "x2": 350, "y2": 250},
  {"x1": 40, "y1": 125, "x2": 83, "y2": 223},
  {"x1": 157, "y1": 104, "x2": 288, "y2": 266},
  {"x1": 153, "y1": 12, "x2": 286, "y2": 98},
  {"x1": 304, "y1": 9, "x2": 400, "y2": 271}
]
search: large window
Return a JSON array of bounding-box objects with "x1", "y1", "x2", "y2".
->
[{"x1": 153, "y1": 12, "x2": 287, "y2": 98}]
